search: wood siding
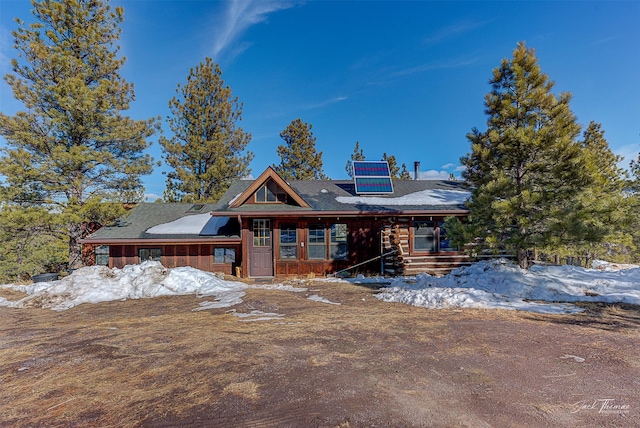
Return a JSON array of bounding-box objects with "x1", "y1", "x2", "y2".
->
[
  {"x1": 106, "y1": 244, "x2": 239, "y2": 276},
  {"x1": 382, "y1": 218, "x2": 470, "y2": 276}
]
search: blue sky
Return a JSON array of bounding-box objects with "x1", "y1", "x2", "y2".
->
[{"x1": 1, "y1": 1, "x2": 639, "y2": 201}]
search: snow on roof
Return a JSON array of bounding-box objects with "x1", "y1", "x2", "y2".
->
[
  {"x1": 146, "y1": 213, "x2": 231, "y2": 235},
  {"x1": 335, "y1": 189, "x2": 470, "y2": 206}
]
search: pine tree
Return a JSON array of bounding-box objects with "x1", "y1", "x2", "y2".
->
[
  {"x1": 0, "y1": 0, "x2": 157, "y2": 272},
  {"x1": 345, "y1": 141, "x2": 365, "y2": 178},
  {"x1": 399, "y1": 163, "x2": 412, "y2": 180},
  {"x1": 539, "y1": 121, "x2": 632, "y2": 265},
  {"x1": 382, "y1": 153, "x2": 400, "y2": 178},
  {"x1": 460, "y1": 42, "x2": 590, "y2": 269},
  {"x1": 160, "y1": 58, "x2": 253, "y2": 202},
  {"x1": 274, "y1": 118, "x2": 327, "y2": 180}
]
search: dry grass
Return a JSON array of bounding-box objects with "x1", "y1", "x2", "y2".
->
[{"x1": 1, "y1": 280, "x2": 639, "y2": 427}]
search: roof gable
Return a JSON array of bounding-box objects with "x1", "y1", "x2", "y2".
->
[{"x1": 228, "y1": 166, "x2": 311, "y2": 208}]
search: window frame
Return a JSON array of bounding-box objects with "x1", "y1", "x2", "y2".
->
[
  {"x1": 214, "y1": 247, "x2": 236, "y2": 264},
  {"x1": 279, "y1": 224, "x2": 298, "y2": 260},
  {"x1": 412, "y1": 221, "x2": 436, "y2": 252},
  {"x1": 329, "y1": 223, "x2": 348, "y2": 260},
  {"x1": 307, "y1": 224, "x2": 326, "y2": 260},
  {"x1": 254, "y1": 180, "x2": 287, "y2": 203},
  {"x1": 139, "y1": 248, "x2": 162, "y2": 262},
  {"x1": 252, "y1": 219, "x2": 271, "y2": 247},
  {"x1": 95, "y1": 245, "x2": 109, "y2": 266}
]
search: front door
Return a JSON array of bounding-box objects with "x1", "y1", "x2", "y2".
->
[{"x1": 250, "y1": 219, "x2": 273, "y2": 277}]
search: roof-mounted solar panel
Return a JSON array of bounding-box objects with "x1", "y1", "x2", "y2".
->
[{"x1": 353, "y1": 161, "x2": 394, "y2": 194}]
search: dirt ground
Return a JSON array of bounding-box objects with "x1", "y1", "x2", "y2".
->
[{"x1": 1, "y1": 279, "x2": 639, "y2": 427}]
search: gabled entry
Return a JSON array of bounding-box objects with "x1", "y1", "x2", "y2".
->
[{"x1": 249, "y1": 219, "x2": 273, "y2": 277}]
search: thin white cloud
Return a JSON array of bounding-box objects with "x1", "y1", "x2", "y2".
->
[
  {"x1": 440, "y1": 163, "x2": 455, "y2": 170},
  {"x1": 454, "y1": 165, "x2": 466, "y2": 173},
  {"x1": 593, "y1": 36, "x2": 619, "y2": 46},
  {"x1": 424, "y1": 19, "x2": 491, "y2": 45},
  {"x1": 211, "y1": 0, "x2": 300, "y2": 60},
  {"x1": 303, "y1": 96, "x2": 348, "y2": 110},
  {"x1": 389, "y1": 55, "x2": 479, "y2": 78}
]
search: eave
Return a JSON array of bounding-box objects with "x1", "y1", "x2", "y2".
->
[
  {"x1": 80, "y1": 237, "x2": 242, "y2": 245},
  {"x1": 210, "y1": 209, "x2": 469, "y2": 218}
]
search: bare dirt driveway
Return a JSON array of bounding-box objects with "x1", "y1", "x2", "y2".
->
[{"x1": 1, "y1": 279, "x2": 638, "y2": 427}]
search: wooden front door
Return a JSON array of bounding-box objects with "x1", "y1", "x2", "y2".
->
[{"x1": 250, "y1": 219, "x2": 273, "y2": 277}]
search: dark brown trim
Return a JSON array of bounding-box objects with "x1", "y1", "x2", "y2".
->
[
  {"x1": 80, "y1": 237, "x2": 242, "y2": 245},
  {"x1": 210, "y1": 209, "x2": 469, "y2": 218}
]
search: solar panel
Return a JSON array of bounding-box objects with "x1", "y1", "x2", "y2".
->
[{"x1": 353, "y1": 161, "x2": 394, "y2": 194}]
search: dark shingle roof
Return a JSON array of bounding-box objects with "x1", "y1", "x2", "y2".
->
[
  {"x1": 86, "y1": 179, "x2": 469, "y2": 241},
  {"x1": 86, "y1": 202, "x2": 229, "y2": 240},
  {"x1": 212, "y1": 179, "x2": 469, "y2": 213}
]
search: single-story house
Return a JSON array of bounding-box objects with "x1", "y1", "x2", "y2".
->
[{"x1": 82, "y1": 164, "x2": 471, "y2": 278}]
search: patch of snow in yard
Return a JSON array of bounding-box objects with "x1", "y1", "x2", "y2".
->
[
  {"x1": 307, "y1": 295, "x2": 341, "y2": 305},
  {"x1": 372, "y1": 259, "x2": 640, "y2": 314}
]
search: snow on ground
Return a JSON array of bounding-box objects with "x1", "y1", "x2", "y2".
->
[
  {"x1": 0, "y1": 262, "x2": 250, "y2": 312},
  {"x1": 0, "y1": 259, "x2": 639, "y2": 314},
  {"x1": 373, "y1": 259, "x2": 640, "y2": 314}
]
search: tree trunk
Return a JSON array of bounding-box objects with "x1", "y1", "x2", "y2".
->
[
  {"x1": 68, "y1": 222, "x2": 83, "y2": 270},
  {"x1": 517, "y1": 248, "x2": 529, "y2": 269}
]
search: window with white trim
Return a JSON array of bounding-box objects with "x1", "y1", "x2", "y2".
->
[
  {"x1": 307, "y1": 225, "x2": 326, "y2": 259},
  {"x1": 279, "y1": 224, "x2": 298, "y2": 259}
]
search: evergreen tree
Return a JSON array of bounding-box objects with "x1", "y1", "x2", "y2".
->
[
  {"x1": 161, "y1": 58, "x2": 253, "y2": 202},
  {"x1": 274, "y1": 118, "x2": 327, "y2": 180},
  {"x1": 399, "y1": 163, "x2": 412, "y2": 180},
  {"x1": 345, "y1": 141, "x2": 365, "y2": 178},
  {"x1": 382, "y1": 153, "x2": 400, "y2": 178},
  {"x1": 0, "y1": 0, "x2": 157, "y2": 272},
  {"x1": 545, "y1": 121, "x2": 632, "y2": 264},
  {"x1": 460, "y1": 42, "x2": 590, "y2": 269},
  {"x1": 379, "y1": 154, "x2": 411, "y2": 180}
]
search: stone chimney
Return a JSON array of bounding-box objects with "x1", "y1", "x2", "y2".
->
[{"x1": 414, "y1": 161, "x2": 420, "y2": 180}]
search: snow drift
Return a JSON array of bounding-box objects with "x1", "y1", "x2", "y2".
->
[
  {"x1": 0, "y1": 261, "x2": 247, "y2": 311},
  {"x1": 375, "y1": 259, "x2": 640, "y2": 314}
]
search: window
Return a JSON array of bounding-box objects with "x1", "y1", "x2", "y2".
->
[
  {"x1": 438, "y1": 221, "x2": 458, "y2": 251},
  {"x1": 330, "y1": 223, "x2": 348, "y2": 260},
  {"x1": 214, "y1": 248, "x2": 236, "y2": 263},
  {"x1": 308, "y1": 225, "x2": 326, "y2": 259},
  {"x1": 255, "y1": 180, "x2": 287, "y2": 203},
  {"x1": 139, "y1": 248, "x2": 162, "y2": 262},
  {"x1": 279, "y1": 224, "x2": 298, "y2": 259},
  {"x1": 413, "y1": 222, "x2": 436, "y2": 252},
  {"x1": 253, "y1": 219, "x2": 271, "y2": 247},
  {"x1": 95, "y1": 245, "x2": 109, "y2": 266}
]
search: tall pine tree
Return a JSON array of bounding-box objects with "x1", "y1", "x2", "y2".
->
[
  {"x1": 274, "y1": 118, "x2": 327, "y2": 180},
  {"x1": 0, "y1": 0, "x2": 157, "y2": 272},
  {"x1": 161, "y1": 58, "x2": 253, "y2": 202},
  {"x1": 460, "y1": 42, "x2": 590, "y2": 269}
]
